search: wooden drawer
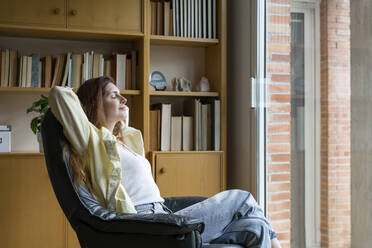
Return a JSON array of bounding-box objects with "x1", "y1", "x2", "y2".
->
[
  {"x1": 152, "y1": 152, "x2": 224, "y2": 197},
  {"x1": 0, "y1": 0, "x2": 66, "y2": 28},
  {"x1": 67, "y1": 0, "x2": 142, "y2": 33}
]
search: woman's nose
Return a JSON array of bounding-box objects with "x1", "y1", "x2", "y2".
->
[{"x1": 120, "y1": 95, "x2": 127, "y2": 104}]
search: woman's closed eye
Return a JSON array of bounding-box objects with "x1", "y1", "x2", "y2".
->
[{"x1": 111, "y1": 93, "x2": 121, "y2": 99}]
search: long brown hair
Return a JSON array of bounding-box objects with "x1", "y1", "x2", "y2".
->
[{"x1": 66, "y1": 76, "x2": 124, "y2": 194}]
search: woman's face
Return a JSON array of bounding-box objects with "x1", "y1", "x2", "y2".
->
[{"x1": 102, "y1": 82, "x2": 128, "y2": 125}]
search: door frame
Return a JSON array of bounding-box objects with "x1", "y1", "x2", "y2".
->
[{"x1": 291, "y1": 1, "x2": 321, "y2": 247}]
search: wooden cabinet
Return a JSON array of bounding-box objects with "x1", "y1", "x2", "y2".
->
[
  {"x1": 152, "y1": 152, "x2": 224, "y2": 197},
  {"x1": 0, "y1": 154, "x2": 66, "y2": 248},
  {"x1": 0, "y1": 0, "x2": 142, "y2": 34},
  {"x1": 67, "y1": 0, "x2": 142, "y2": 33},
  {"x1": 0, "y1": 0, "x2": 65, "y2": 28},
  {"x1": 67, "y1": 222, "x2": 80, "y2": 248}
]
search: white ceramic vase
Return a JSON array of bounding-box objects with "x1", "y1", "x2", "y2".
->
[{"x1": 37, "y1": 132, "x2": 44, "y2": 153}]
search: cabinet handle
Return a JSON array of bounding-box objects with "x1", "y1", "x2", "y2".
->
[
  {"x1": 70, "y1": 9, "x2": 77, "y2": 16},
  {"x1": 53, "y1": 8, "x2": 61, "y2": 15},
  {"x1": 159, "y1": 168, "x2": 167, "y2": 174}
]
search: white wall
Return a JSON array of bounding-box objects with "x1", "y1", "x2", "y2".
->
[
  {"x1": 0, "y1": 93, "x2": 41, "y2": 152},
  {"x1": 351, "y1": 0, "x2": 372, "y2": 246}
]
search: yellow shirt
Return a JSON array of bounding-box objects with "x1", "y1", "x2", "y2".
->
[{"x1": 49, "y1": 86, "x2": 144, "y2": 214}]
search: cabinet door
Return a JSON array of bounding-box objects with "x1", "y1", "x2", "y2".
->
[
  {"x1": 0, "y1": 156, "x2": 65, "y2": 248},
  {"x1": 67, "y1": 222, "x2": 81, "y2": 248},
  {"x1": 155, "y1": 153, "x2": 223, "y2": 197},
  {"x1": 0, "y1": 0, "x2": 65, "y2": 28},
  {"x1": 67, "y1": 0, "x2": 142, "y2": 33}
]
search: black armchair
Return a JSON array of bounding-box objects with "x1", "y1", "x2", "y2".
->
[{"x1": 41, "y1": 109, "x2": 243, "y2": 248}]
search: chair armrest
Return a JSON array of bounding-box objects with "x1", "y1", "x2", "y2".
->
[
  {"x1": 74, "y1": 186, "x2": 205, "y2": 235},
  {"x1": 164, "y1": 196, "x2": 208, "y2": 212},
  {"x1": 78, "y1": 210, "x2": 204, "y2": 235}
]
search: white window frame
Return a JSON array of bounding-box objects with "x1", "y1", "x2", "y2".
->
[{"x1": 291, "y1": 1, "x2": 321, "y2": 248}]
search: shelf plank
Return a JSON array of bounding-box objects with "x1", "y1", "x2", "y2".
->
[
  {"x1": 150, "y1": 35, "x2": 219, "y2": 47},
  {"x1": 0, "y1": 87, "x2": 141, "y2": 95},
  {"x1": 150, "y1": 151, "x2": 223, "y2": 155},
  {"x1": 150, "y1": 90, "x2": 219, "y2": 97},
  {"x1": 0, "y1": 25, "x2": 144, "y2": 41}
]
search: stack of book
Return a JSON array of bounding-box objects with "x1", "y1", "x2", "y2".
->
[
  {"x1": 0, "y1": 48, "x2": 138, "y2": 90},
  {"x1": 151, "y1": 0, "x2": 217, "y2": 39},
  {"x1": 150, "y1": 98, "x2": 220, "y2": 152}
]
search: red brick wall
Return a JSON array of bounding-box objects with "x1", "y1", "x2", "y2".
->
[
  {"x1": 266, "y1": 0, "x2": 291, "y2": 247},
  {"x1": 320, "y1": 0, "x2": 351, "y2": 247}
]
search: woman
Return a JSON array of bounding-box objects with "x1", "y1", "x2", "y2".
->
[{"x1": 49, "y1": 76, "x2": 281, "y2": 248}]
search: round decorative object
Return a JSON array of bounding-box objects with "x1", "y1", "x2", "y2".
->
[
  {"x1": 195, "y1": 76, "x2": 210, "y2": 92},
  {"x1": 149, "y1": 71, "x2": 167, "y2": 91}
]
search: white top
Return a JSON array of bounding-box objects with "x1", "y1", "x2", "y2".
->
[{"x1": 116, "y1": 142, "x2": 164, "y2": 206}]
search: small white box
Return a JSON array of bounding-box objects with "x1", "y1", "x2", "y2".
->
[{"x1": 0, "y1": 125, "x2": 11, "y2": 153}]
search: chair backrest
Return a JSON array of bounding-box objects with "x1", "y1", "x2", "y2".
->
[{"x1": 41, "y1": 110, "x2": 126, "y2": 228}]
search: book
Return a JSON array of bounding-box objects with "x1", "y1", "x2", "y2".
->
[
  {"x1": 38, "y1": 61, "x2": 42, "y2": 87},
  {"x1": 207, "y1": 103, "x2": 212, "y2": 150},
  {"x1": 171, "y1": 116, "x2": 182, "y2": 151},
  {"x1": 201, "y1": 103, "x2": 208, "y2": 150},
  {"x1": 188, "y1": 0, "x2": 191, "y2": 37},
  {"x1": 184, "y1": 98, "x2": 201, "y2": 151},
  {"x1": 174, "y1": 0, "x2": 179, "y2": 36},
  {"x1": 51, "y1": 55, "x2": 60, "y2": 87},
  {"x1": 198, "y1": 0, "x2": 202, "y2": 38},
  {"x1": 99, "y1": 55, "x2": 104, "y2": 77},
  {"x1": 88, "y1": 51, "x2": 93, "y2": 79},
  {"x1": 208, "y1": 0, "x2": 212, "y2": 38},
  {"x1": 61, "y1": 52, "x2": 71, "y2": 87},
  {"x1": 184, "y1": 0, "x2": 188, "y2": 37},
  {"x1": 213, "y1": 99, "x2": 221, "y2": 150},
  {"x1": 169, "y1": 1, "x2": 173, "y2": 36},
  {"x1": 212, "y1": 0, "x2": 216, "y2": 38},
  {"x1": 4, "y1": 49, "x2": 9, "y2": 86},
  {"x1": 150, "y1": 109, "x2": 161, "y2": 151},
  {"x1": 82, "y1": 52, "x2": 88, "y2": 82},
  {"x1": 18, "y1": 56, "x2": 23, "y2": 87},
  {"x1": 182, "y1": 116, "x2": 193, "y2": 151},
  {"x1": 125, "y1": 56, "x2": 132, "y2": 90},
  {"x1": 180, "y1": 0, "x2": 184, "y2": 36},
  {"x1": 164, "y1": 0, "x2": 170, "y2": 36},
  {"x1": 43, "y1": 56, "x2": 52, "y2": 88},
  {"x1": 31, "y1": 54, "x2": 40, "y2": 88},
  {"x1": 157, "y1": 0, "x2": 164, "y2": 35},
  {"x1": 203, "y1": 0, "x2": 206, "y2": 38},
  {"x1": 22, "y1": 56, "x2": 27, "y2": 87},
  {"x1": 114, "y1": 53, "x2": 126, "y2": 90},
  {"x1": 67, "y1": 58, "x2": 72, "y2": 88},
  {"x1": 153, "y1": 103, "x2": 171, "y2": 151},
  {"x1": 191, "y1": 0, "x2": 194, "y2": 37},
  {"x1": 26, "y1": 56, "x2": 32, "y2": 87},
  {"x1": 0, "y1": 49, "x2": 4, "y2": 87},
  {"x1": 71, "y1": 54, "x2": 82, "y2": 88},
  {"x1": 104, "y1": 59, "x2": 113, "y2": 78},
  {"x1": 151, "y1": 0, "x2": 157, "y2": 35},
  {"x1": 93, "y1": 53, "x2": 101, "y2": 78},
  {"x1": 9, "y1": 50, "x2": 17, "y2": 87}
]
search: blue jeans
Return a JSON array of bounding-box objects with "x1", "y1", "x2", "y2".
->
[{"x1": 135, "y1": 190, "x2": 277, "y2": 247}]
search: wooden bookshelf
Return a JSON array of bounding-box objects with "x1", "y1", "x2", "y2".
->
[{"x1": 0, "y1": 0, "x2": 227, "y2": 247}]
